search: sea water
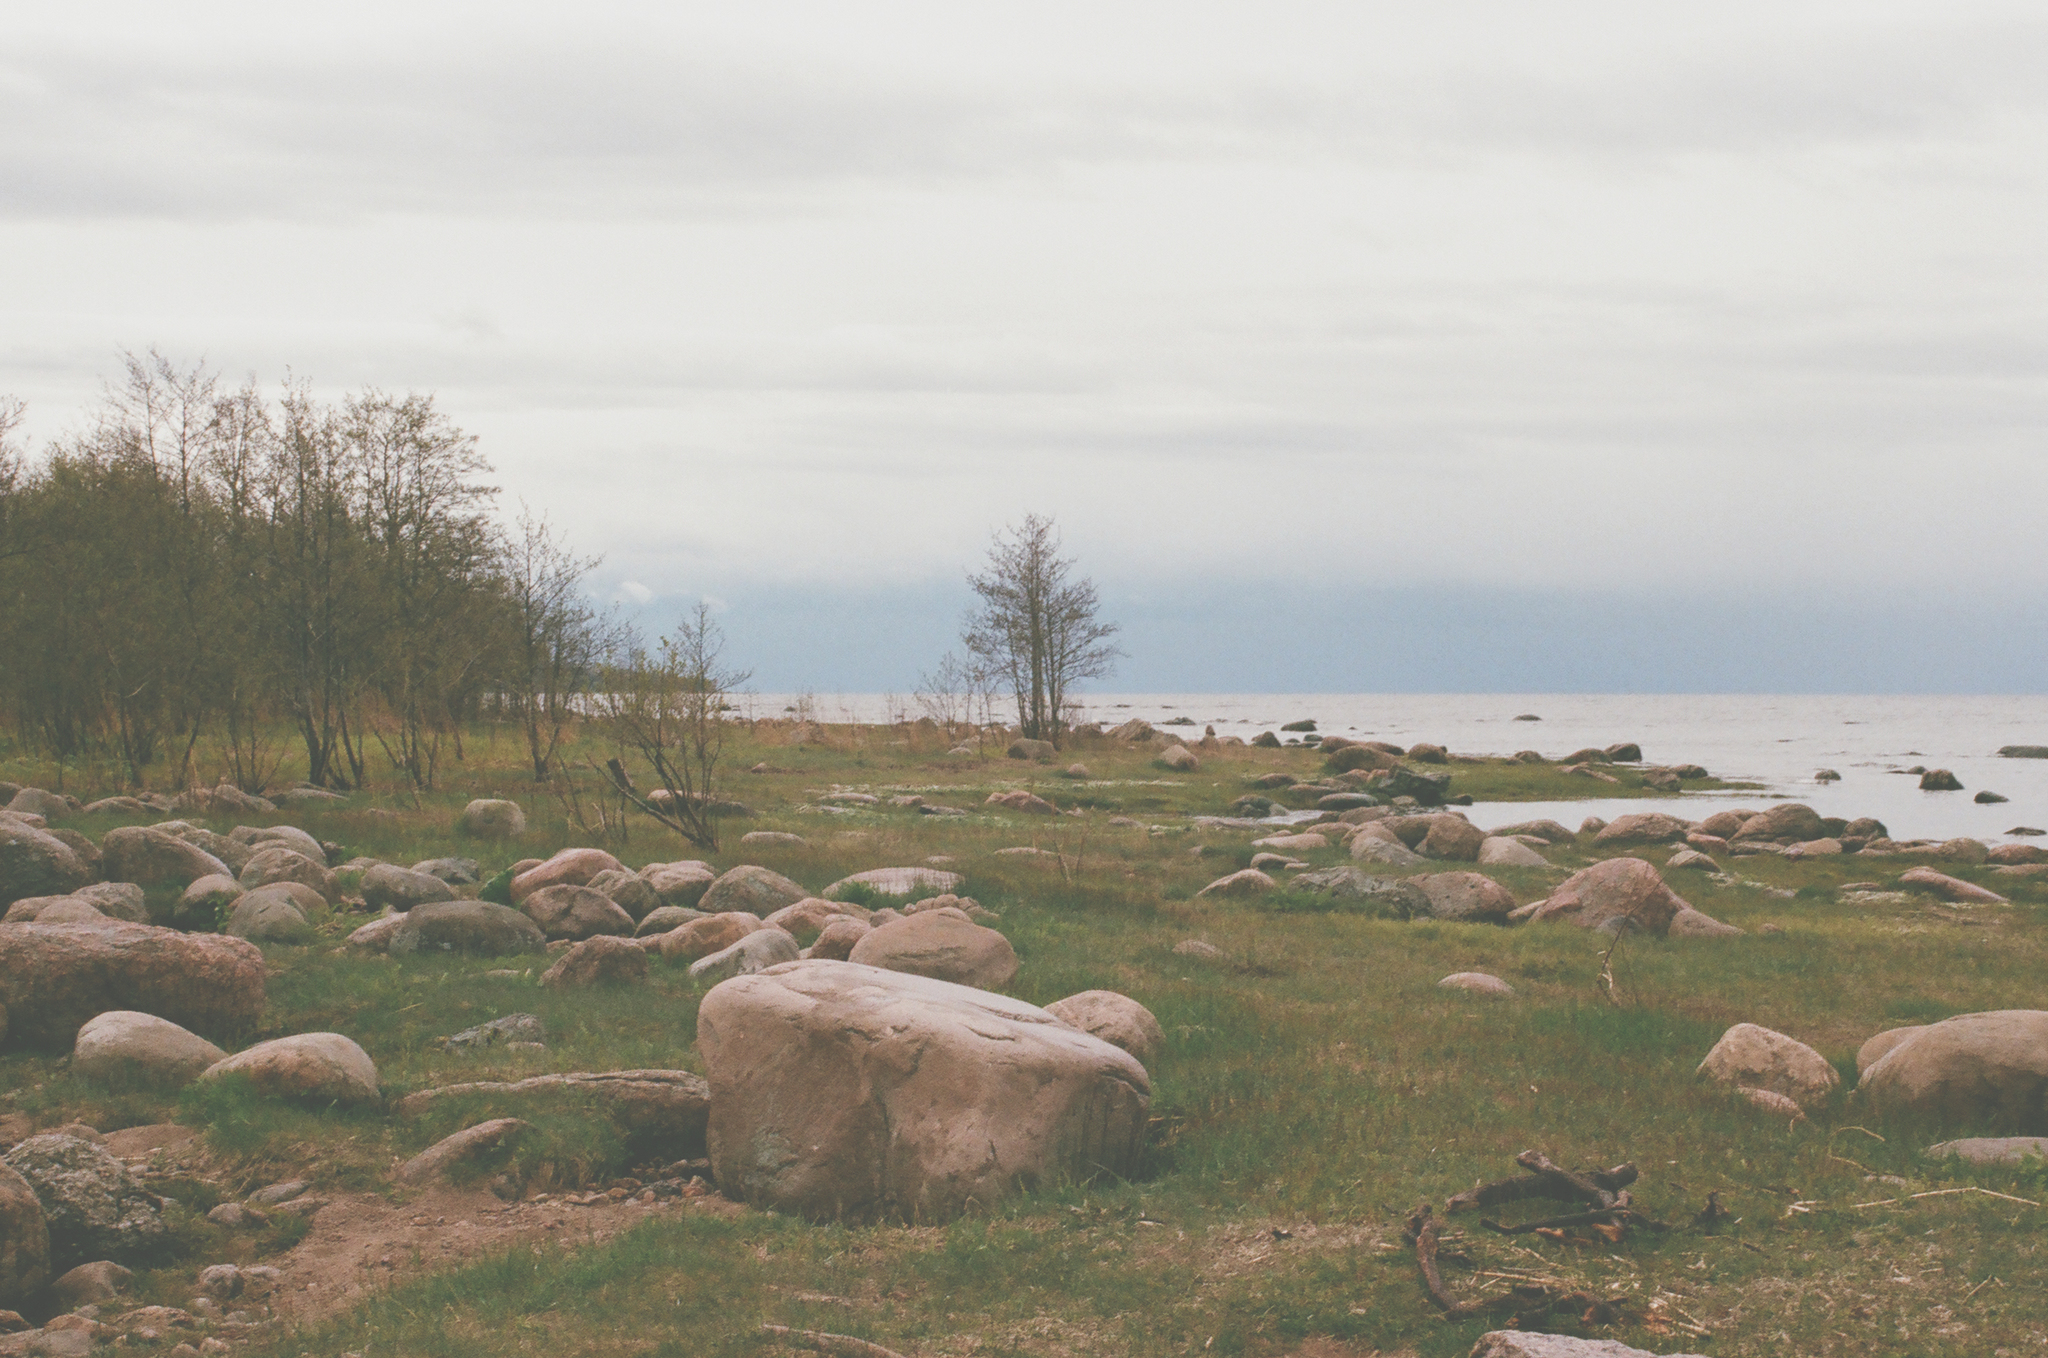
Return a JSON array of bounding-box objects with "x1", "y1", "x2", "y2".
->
[{"x1": 745, "y1": 693, "x2": 2048, "y2": 845}]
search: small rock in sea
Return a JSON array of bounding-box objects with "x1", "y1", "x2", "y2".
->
[
  {"x1": 1513, "y1": 713, "x2": 1540, "y2": 721},
  {"x1": 2011, "y1": 826, "x2": 2047, "y2": 837},
  {"x1": 1919, "y1": 768, "x2": 1962, "y2": 790},
  {"x1": 1280, "y1": 720, "x2": 1316, "y2": 732},
  {"x1": 1975, "y1": 790, "x2": 2009, "y2": 804},
  {"x1": 1815, "y1": 768, "x2": 1842, "y2": 782}
]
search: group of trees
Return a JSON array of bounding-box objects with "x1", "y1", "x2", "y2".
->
[
  {"x1": 0, "y1": 350, "x2": 1125, "y2": 810},
  {"x1": 0, "y1": 352, "x2": 609, "y2": 792}
]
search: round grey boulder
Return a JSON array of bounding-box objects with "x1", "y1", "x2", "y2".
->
[
  {"x1": 361, "y1": 863, "x2": 456, "y2": 913},
  {"x1": 73, "y1": 1011, "x2": 227, "y2": 1088},
  {"x1": 1045, "y1": 990, "x2": 1164, "y2": 1065},
  {"x1": 226, "y1": 884, "x2": 320, "y2": 943},
  {"x1": 391, "y1": 900, "x2": 547, "y2": 956},
  {"x1": 458, "y1": 798, "x2": 526, "y2": 838},
  {"x1": 201, "y1": 1032, "x2": 380, "y2": 1106},
  {"x1": 700, "y1": 864, "x2": 809, "y2": 917}
]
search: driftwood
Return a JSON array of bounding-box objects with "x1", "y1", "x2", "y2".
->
[
  {"x1": 759, "y1": 1325, "x2": 911, "y2": 1358},
  {"x1": 1404, "y1": 1203, "x2": 1631, "y2": 1323},
  {"x1": 1447, "y1": 1159, "x2": 1637, "y2": 1214}
]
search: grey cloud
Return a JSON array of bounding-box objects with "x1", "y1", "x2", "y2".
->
[{"x1": 5, "y1": 19, "x2": 2044, "y2": 222}]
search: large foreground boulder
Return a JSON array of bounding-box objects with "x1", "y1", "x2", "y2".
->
[
  {"x1": 0, "y1": 822, "x2": 94, "y2": 908},
  {"x1": 698, "y1": 961, "x2": 1150, "y2": 1221},
  {"x1": 0, "y1": 922, "x2": 264, "y2": 1049},
  {"x1": 1697, "y1": 1023, "x2": 1839, "y2": 1111},
  {"x1": 1532, "y1": 858, "x2": 1733, "y2": 937},
  {"x1": 1860, "y1": 1010, "x2": 2048, "y2": 1133},
  {"x1": 700, "y1": 865, "x2": 809, "y2": 916},
  {"x1": 849, "y1": 911, "x2": 1018, "y2": 990},
  {"x1": 0, "y1": 1135, "x2": 166, "y2": 1269},
  {"x1": 73, "y1": 1011, "x2": 226, "y2": 1089},
  {"x1": 390, "y1": 901, "x2": 547, "y2": 956},
  {"x1": 200, "y1": 1032, "x2": 380, "y2": 1106},
  {"x1": 396, "y1": 1070, "x2": 709, "y2": 1159}
]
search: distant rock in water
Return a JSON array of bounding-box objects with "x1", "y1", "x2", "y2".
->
[
  {"x1": 1512, "y1": 713, "x2": 1540, "y2": 721},
  {"x1": 1279, "y1": 719, "x2": 1316, "y2": 732},
  {"x1": 1977, "y1": 791, "x2": 2010, "y2": 804},
  {"x1": 1999, "y1": 745, "x2": 2048, "y2": 759},
  {"x1": 1919, "y1": 769, "x2": 1964, "y2": 791},
  {"x1": 2011, "y1": 827, "x2": 2047, "y2": 837},
  {"x1": 1814, "y1": 769, "x2": 1842, "y2": 782}
]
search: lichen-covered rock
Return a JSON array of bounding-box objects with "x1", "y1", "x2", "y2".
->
[
  {"x1": 1697, "y1": 1023, "x2": 1839, "y2": 1111},
  {"x1": 0, "y1": 922, "x2": 264, "y2": 1049},
  {"x1": 0, "y1": 1135, "x2": 166, "y2": 1268},
  {"x1": 390, "y1": 901, "x2": 547, "y2": 956},
  {"x1": 72, "y1": 1012, "x2": 226, "y2": 1089},
  {"x1": 200, "y1": 1033, "x2": 380, "y2": 1106},
  {"x1": 699, "y1": 865, "x2": 809, "y2": 916},
  {"x1": 688, "y1": 928, "x2": 799, "y2": 985},
  {"x1": 699, "y1": 961, "x2": 1149, "y2": 1221}
]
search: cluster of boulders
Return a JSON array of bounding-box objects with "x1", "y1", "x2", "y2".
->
[
  {"x1": 1192, "y1": 798, "x2": 2031, "y2": 932},
  {"x1": 1696, "y1": 1010, "x2": 2048, "y2": 1161}
]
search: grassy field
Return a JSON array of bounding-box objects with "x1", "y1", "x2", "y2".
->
[{"x1": 3, "y1": 721, "x2": 2045, "y2": 1357}]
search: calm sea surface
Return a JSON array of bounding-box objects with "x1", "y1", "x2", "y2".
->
[{"x1": 745, "y1": 693, "x2": 2048, "y2": 845}]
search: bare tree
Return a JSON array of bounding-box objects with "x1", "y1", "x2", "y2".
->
[
  {"x1": 600, "y1": 603, "x2": 749, "y2": 851},
  {"x1": 502, "y1": 507, "x2": 610, "y2": 781},
  {"x1": 962, "y1": 514, "x2": 1121, "y2": 746}
]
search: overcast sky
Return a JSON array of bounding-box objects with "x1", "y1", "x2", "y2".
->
[{"x1": 4, "y1": 2, "x2": 2045, "y2": 690}]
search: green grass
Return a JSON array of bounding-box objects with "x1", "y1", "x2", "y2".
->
[{"x1": 1, "y1": 720, "x2": 2043, "y2": 1355}]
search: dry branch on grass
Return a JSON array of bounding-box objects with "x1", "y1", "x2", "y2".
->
[{"x1": 758, "y1": 1324, "x2": 911, "y2": 1358}]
